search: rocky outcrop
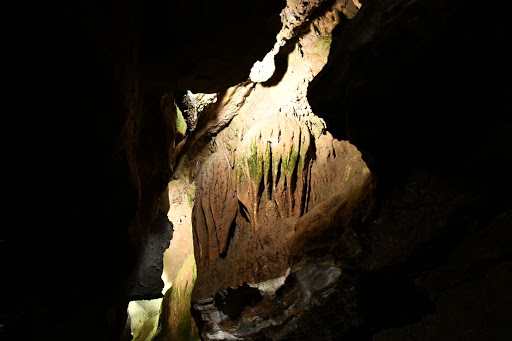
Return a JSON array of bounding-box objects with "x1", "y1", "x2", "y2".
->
[
  {"x1": 188, "y1": 2, "x2": 375, "y2": 338},
  {"x1": 161, "y1": 178, "x2": 197, "y2": 292},
  {"x1": 193, "y1": 152, "x2": 238, "y2": 269},
  {"x1": 155, "y1": 254, "x2": 199, "y2": 341},
  {"x1": 127, "y1": 213, "x2": 174, "y2": 300},
  {"x1": 5, "y1": 0, "x2": 511, "y2": 339},
  {"x1": 191, "y1": 121, "x2": 372, "y2": 338},
  {"x1": 3, "y1": 0, "x2": 291, "y2": 340},
  {"x1": 234, "y1": 116, "x2": 313, "y2": 227},
  {"x1": 250, "y1": 0, "x2": 360, "y2": 82}
]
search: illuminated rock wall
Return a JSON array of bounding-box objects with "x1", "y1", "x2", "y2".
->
[{"x1": 188, "y1": 1, "x2": 375, "y2": 339}]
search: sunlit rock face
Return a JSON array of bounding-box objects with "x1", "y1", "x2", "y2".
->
[
  {"x1": 184, "y1": 0, "x2": 512, "y2": 339},
  {"x1": 161, "y1": 178, "x2": 197, "y2": 293},
  {"x1": 127, "y1": 177, "x2": 199, "y2": 340},
  {"x1": 186, "y1": 0, "x2": 375, "y2": 339},
  {"x1": 154, "y1": 254, "x2": 199, "y2": 341}
]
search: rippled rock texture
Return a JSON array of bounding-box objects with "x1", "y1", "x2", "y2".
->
[{"x1": 188, "y1": 1, "x2": 375, "y2": 339}]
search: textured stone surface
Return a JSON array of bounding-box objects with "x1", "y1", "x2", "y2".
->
[
  {"x1": 193, "y1": 152, "x2": 238, "y2": 269},
  {"x1": 189, "y1": 0, "x2": 512, "y2": 340},
  {"x1": 161, "y1": 179, "x2": 196, "y2": 293},
  {"x1": 155, "y1": 254, "x2": 199, "y2": 341},
  {"x1": 305, "y1": 0, "x2": 512, "y2": 339},
  {"x1": 192, "y1": 119, "x2": 371, "y2": 297},
  {"x1": 3, "y1": 0, "x2": 511, "y2": 339},
  {"x1": 234, "y1": 116, "x2": 313, "y2": 227},
  {"x1": 188, "y1": 2, "x2": 374, "y2": 338},
  {"x1": 127, "y1": 212, "x2": 173, "y2": 300}
]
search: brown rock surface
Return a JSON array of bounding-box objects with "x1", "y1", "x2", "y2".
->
[
  {"x1": 188, "y1": 3, "x2": 374, "y2": 338},
  {"x1": 161, "y1": 179, "x2": 196, "y2": 291},
  {"x1": 155, "y1": 254, "x2": 199, "y2": 341},
  {"x1": 4, "y1": 0, "x2": 511, "y2": 340},
  {"x1": 193, "y1": 152, "x2": 238, "y2": 269}
]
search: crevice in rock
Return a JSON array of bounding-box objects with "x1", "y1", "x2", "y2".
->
[
  {"x1": 220, "y1": 213, "x2": 238, "y2": 259},
  {"x1": 213, "y1": 283, "x2": 263, "y2": 321},
  {"x1": 8, "y1": 0, "x2": 510, "y2": 340},
  {"x1": 239, "y1": 201, "x2": 251, "y2": 224}
]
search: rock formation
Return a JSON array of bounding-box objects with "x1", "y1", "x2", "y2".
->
[
  {"x1": 2, "y1": 0, "x2": 284, "y2": 339},
  {"x1": 188, "y1": 1, "x2": 375, "y2": 338},
  {"x1": 155, "y1": 254, "x2": 199, "y2": 341},
  {"x1": 3, "y1": 0, "x2": 511, "y2": 340}
]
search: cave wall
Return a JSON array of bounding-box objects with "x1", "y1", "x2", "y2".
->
[
  {"x1": 2, "y1": 0, "x2": 510, "y2": 340},
  {"x1": 307, "y1": 0, "x2": 512, "y2": 339},
  {"x1": 3, "y1": 1, "x2": 144, "y2": 339},
  {"x1": 186, "y1": 1, "x2": 377, "y2": 338},
  {"x1": 1, "y1": 0, "x2": 284, "y2": 340},
  {"x1": 179, "y1": 0, "x2": 511, "y2": 339}
]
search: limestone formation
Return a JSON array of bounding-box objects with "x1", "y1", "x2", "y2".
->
[
  {"x1": 155, "y1": 254, "x2": 200, "y2": 341},
  {"x1": 193, "y1": 152, "x2": 238, "y2": 269},
  {"x1": 188, "y1": 2, "x2": 375, "y2": 339},
  {"x1": 235, "y1": 116, "x2": 313, "y2": 229},
  {"x1": 128, "y1": 299, "x2": 162, "y2": 341},
  {"x1": 6, "y1": 0, "x2": 511, "y2": 340}
]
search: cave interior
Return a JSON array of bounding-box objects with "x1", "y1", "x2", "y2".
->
[{"x1": 2, "y1": 0, "x2": 511, "y2": 340}]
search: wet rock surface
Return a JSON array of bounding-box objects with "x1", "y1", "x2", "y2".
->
[{"x1": 192, "y1": 261, "x2": 355, "y2": 340}]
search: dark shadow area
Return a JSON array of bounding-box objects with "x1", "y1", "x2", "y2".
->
[
  {"x1": 351, "y1": 268, "x2": 435, "y2": 339},
  {"x1": 261, "y1": 47, "x2": 290, "y2": 87},
  {"x1": 214, "y1": 283, "x2": 263, "y2": 320},
  {"x1": 126, "y1": 212, "x2": 174, "y2": 301}
]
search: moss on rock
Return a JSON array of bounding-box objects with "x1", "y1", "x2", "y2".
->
[
  {"x1": 155, "y1": 254, "x2": 199, "y2": 341},
  {"x1": 247, "y1": 142, "x2": 264, "y2": 183},
  {"x1": 175, "y1": 104, "x2": 187, "y2": 137},
  {"x1": 282, "y1": 144, "x2": 298, "y2": 176}
]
